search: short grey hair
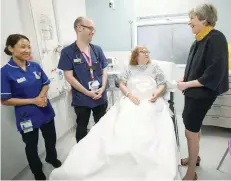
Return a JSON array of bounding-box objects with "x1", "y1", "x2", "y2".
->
[
  {"x1": 73, "y1": 17, "x2": 85, "y2": 29},
  {"x1": 189, "y1": 3, "x2": 218, "y2": 27}
]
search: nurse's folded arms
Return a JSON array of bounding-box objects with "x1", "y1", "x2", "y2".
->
[{"x1": 1, "y1": 34, "x2": 61, "y2": 180}]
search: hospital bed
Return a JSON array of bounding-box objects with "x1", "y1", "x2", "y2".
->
[
  {"x1": 107, "y1": 60, "x2": 180, "y2": 147},
  {"x1": 49, "y1": 60, "x2": 182, "y2": 180}
]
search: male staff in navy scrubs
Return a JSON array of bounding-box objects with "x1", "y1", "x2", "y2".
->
[
  {"x1": 1, "y1": 34, "x2": 61, "y2": 180},
  {"x1": 58, "y1": 17, "x2": 108, "y2": 143}
]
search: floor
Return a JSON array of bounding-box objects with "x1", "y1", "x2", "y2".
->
[{"x1": 14, "y1": 116, "x2": 231, "y2": 180}]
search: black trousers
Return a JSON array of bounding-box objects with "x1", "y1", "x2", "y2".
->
[
  {"x1": 74, "y1": 102, "x2": 108, "y2": 142},
  {"x1": 21, "y1": 120, "x2": 57, "y2": 174}
]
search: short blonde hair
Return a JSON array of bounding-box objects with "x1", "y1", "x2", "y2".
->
[
  {"x1": 189, "y1": 3, "x2": 218, "y2": 27},
  {"x1": 129, "y1": 46, "x2": 151, "y2": 65}
]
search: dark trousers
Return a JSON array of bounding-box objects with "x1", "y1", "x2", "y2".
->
[
  {"x1": 21, "y1": 120, "x2": 57, "y2": 174},
  {"x1": 74, "y1": 102, "x2": 108, "y2": 142}
]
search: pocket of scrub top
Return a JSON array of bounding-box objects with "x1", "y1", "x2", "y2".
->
[
  {"x1": 73, "y1": 61, "x2": 87, "y2": 75},
  {"x1": 15, "y1": 105, "x2": 43, "y2": 126}
]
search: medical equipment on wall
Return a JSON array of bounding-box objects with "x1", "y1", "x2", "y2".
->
[
  {"x1": 109, "y1": 0, "x2": 115, "y2": 9},
  {"x1": 47, "y1": 68, "x2": 69, "y2": 100},
  {"x1": 107, "y1": 72, "x2": 121, "y2": 108},
  {"x1": 46, "y1": 45, "x2": 70, "y2": 100},
  {"x1": 106, "y1": 57, "x2": 121, "y2": 108},
  {"x1": 51, "y1": 44, "x2": 63, "y2": 68},
  {"x1": 107, "y1": 57, "x2": 117, "y2": 70}
]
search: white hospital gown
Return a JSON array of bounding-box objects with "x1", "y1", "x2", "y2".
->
[
  {"x1": 50, "y1": 63, "x2": 180, "y2": 181},
  {"x1": 120, "y1": 63, "x2": 166, "y2": 86}
]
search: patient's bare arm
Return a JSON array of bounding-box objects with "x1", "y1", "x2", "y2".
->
[
  {"x1": 150, "y1": 84, "x2": 167, "y2": 102},
  {"x1": 119, "y1": 81, "x2": 129, "y2": 96},
  {"x1": 155, "y1": 84, "x2": 167, "y2": 97},
  {"x1": 120, "y1": 81, "x2": 140, "y2": 105}
]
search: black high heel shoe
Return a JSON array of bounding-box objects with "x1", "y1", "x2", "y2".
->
[{"x1": 181, "y1": 156, "x2": 201, "y2": 166}]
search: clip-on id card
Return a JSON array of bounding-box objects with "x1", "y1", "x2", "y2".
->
[
  {"x1": 20, "y1": 120, "x2": 33, "y2": 133},
  {"x1": 88, "y1": 80, "x2": 100, "y2": 91}
]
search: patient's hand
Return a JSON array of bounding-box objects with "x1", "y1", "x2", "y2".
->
[
  {"x1": 128, "y1": 94, "x2": 140, "y2": 105},
  {"x1": 149, "y1": 93, "x2": 158, "y2": 103}
]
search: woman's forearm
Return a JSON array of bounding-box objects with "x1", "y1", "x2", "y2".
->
[
  {"x1": 39, "y1": 85, "x2": 49, "y2": 97},
  {"x1": 64, "y1": 71, "x2": 89, "y2": 95},
  {"x1": 1, "y1": 98, "x2": 34, "y2": 106},
  {"x1": 186, "y1": 80, "x2": 204, "y2": 88},
  {"x1": 119, "y1": 81, "x2": 130, "y2": 96},
  {"x1": 155, "y1": 84, "x2": 167, "y2": 97}
]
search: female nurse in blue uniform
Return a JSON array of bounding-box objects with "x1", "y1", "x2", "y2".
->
[{"x1": 1, "y1": 34, "x2": 61, "y2": 180}]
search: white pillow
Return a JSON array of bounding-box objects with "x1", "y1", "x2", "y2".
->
[
  {"x1": 151, "y1": 60, "x2": 175, "y2": 82},
  {"x1": 152, "y1": 60, "x2": 177, "y2": 91}
]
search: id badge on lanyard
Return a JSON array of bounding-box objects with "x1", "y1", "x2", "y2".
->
[{"x1": 81, "y1": 51, "x2": 99, "y2": 91}]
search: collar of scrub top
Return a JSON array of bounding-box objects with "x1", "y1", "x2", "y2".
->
[
  {"x1": 72, "y1": 41, "x2": 99, "y2": 60},
  {"x1": 7, "y1": 58, "x2": 31, "y2": 70}
]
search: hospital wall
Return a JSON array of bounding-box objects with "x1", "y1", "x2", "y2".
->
[
  {"x1": 86, "y1": 0, "x2": 135, "y2": 51},
  {"x1": 53, "y1": 0, "x2": 87, "y2": 45},
  {"x1": 0, "y1": 0, "x2": 86, "y2": 180}
]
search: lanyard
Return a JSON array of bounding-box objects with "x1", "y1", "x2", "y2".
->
[{"x1": 81, "y1": 50, "x2": 94, "y2": 80}]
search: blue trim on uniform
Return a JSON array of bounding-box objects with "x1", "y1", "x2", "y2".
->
[{"x1": 42, "y1": 79, "x2": 50, "y2": 85}]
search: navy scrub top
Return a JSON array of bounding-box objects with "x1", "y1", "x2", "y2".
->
[
  {"x1": 1, "y1": 58, "x2": 55, "y2": 132},
  {"x1": 58, "y1": 43, "x2": 108, "y2": 108}
]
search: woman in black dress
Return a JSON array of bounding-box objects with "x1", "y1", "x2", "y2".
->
[{"x1": 177, "y1": 3, "x2": 229, "y2": 180}]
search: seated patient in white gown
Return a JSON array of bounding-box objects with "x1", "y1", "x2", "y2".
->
[{"x1": 50, "y1": 46, "x2": 179, "y2": 181}]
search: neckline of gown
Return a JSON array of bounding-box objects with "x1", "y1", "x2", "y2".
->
[{"x1": 131, "y1": 63, "x2": 151, "y2": 71}]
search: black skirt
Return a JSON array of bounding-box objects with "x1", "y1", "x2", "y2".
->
[{"x1": 182, "y1": 96, "x2": 216, "y2": 133}]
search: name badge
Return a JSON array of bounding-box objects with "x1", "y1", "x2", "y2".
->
[
  {"x1": 17, "y1": 77, "x2": 26, "y2": 83},
  {"x1": 74, "y1": 58, "x2": 82, "y2": 64},
  {"x1": 20, "y1": 120, "x2": 33, "y2": 133},
  {"x1": 88, "y1": 80, "x2": 100, "y2": 91}
]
